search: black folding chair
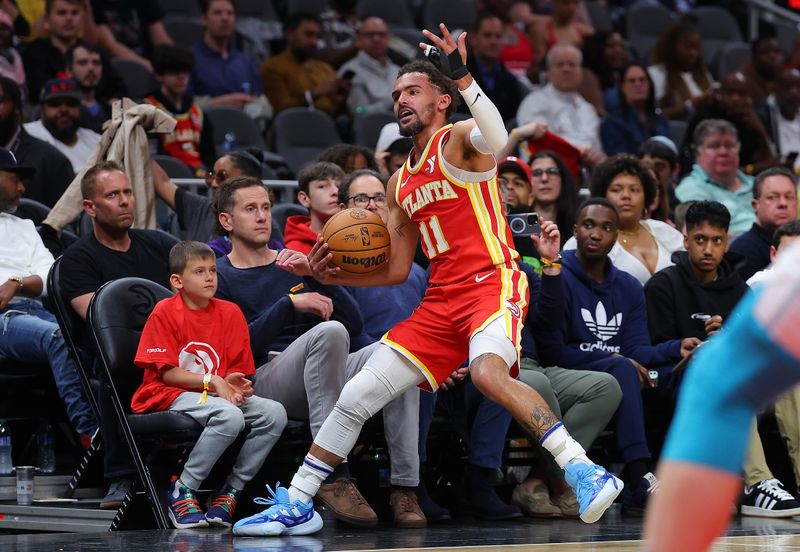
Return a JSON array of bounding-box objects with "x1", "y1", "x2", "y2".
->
[
  {"x1": 47, "y1": 256, "x2": 104, "y2": 496},
  {"x1": 87, "y1": 277, "x2": 202, "y2": 529}
]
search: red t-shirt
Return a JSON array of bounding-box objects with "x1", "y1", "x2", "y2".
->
[{"x1": 131, "y1": 295, "x2": 255, "y2": 413}]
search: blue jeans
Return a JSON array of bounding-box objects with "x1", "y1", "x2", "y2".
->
[{"x1": 0, "y1": 299, "x2": 97, "y2": 435}]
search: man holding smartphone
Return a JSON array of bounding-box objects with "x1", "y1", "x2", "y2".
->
[
  {"x1": 537, "y1": 198, "x2": 698, "y2": 518},
  {"x1": 338, "y1": 17, "x2": 399, "y2": 115}
]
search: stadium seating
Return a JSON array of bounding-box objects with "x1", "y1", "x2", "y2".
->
[{"x1": 272, "y1": 108, "x2": 341, "y2": 176}]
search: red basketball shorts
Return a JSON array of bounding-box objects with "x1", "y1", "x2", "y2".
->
[{"x1": 382, "y1": 267, "x2": 529, "y2": 391}]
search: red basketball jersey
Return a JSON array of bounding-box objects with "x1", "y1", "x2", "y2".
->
[{"x1": 396, "y1": 124, "x2": 519, "y2": 286}]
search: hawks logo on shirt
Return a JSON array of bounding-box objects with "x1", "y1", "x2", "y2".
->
[
  {"x1": 178, "y1": 341, "x2": 221, "y2": 376},
  {"x1": 506, "y1": 299, "x2": 522, "y2": 319}
]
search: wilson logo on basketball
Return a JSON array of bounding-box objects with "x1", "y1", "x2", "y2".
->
[{"x1": 342, "y1": 252, "x2": 387, "y2": 269}]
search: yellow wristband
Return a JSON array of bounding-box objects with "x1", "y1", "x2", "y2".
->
[
  {"x1": 198, "y1": 374, "x2": 212, "y2": 405},
  {"x1": 540, "y1": 255, "x2": 562, "y2": 269}
]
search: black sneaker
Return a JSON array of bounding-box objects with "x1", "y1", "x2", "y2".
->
[
  {"x1": 621, "y1": 472, "x2": 659, "y2": 517},
  {"x1": 100, "y1": 478, "x2": 135, "y2": 510},
  {"x1": 741, "y1": 479, "x2": 800, "y2": 518}
]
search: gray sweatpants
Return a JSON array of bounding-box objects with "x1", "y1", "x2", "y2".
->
[
  {"x1": 253, "y1": 321, "x2": 420, "y2": 486},
  {"x1": 169, "y1": 393, "x2": 287, "y2": 491}
]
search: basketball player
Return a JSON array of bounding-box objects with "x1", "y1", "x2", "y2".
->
[
  {"x1": 645, "y1": 242, "x2": 800, "y2": 551},
  {"x1": 233, "y1": 24, "x2": 622, "y2": 536}
]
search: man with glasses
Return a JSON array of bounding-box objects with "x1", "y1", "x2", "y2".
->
[
  {"x1": 676, "y1": 119, "x2": 756, "y2": 235},
  {"x1": 24, "y1": 77, "x2": 100, "y2": 173},
  {"x1": 338, "y1": 17, "x2": 398, "y2": 115}
]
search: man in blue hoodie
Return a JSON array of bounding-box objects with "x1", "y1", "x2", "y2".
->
[{"x1": 538, "y1": 197, "x2": 699, "y2": 516}]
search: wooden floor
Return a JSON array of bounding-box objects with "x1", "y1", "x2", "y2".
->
[{"x1": 4, "y1": 506, "x2": 800, "y2": 551}]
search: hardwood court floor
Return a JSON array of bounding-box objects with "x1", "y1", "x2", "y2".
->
[{"x1": 3, "y1": 505, "x2": 800, "y2": 551}]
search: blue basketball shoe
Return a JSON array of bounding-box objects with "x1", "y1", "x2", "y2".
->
[
  {"x1": 166, "y1": 477, "x2": 208, "y2": 529},
  {"x1": 564, "y1": 462, "x2": 624, "y2": 523},
  {"x1": 233, "y1": 484, "x2": 323, "y2": 536}
]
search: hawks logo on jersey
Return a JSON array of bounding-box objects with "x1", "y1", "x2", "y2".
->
[{"x1": 178, "y1": 341, "x2": 220, "y2": 376}]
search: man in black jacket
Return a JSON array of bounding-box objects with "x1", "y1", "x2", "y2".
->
[
  {"x1": 644, "y1": 200, "x2": 800, "y2": 519},
  {"x1": 0, "y1": 77, "x2": 74, "y2": 207}
]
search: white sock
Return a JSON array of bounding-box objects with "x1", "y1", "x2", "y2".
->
[
  {"x1": 288, "y1": 453, "x2": 334, "y2": 504},
  {"x1": 539, "y1": 422, "x2": 591, "y2": 469}
]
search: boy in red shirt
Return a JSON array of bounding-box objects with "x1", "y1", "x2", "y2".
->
[
  {"x1": 132, "y1": 241, "x2": 287, "y2": 529},
  {"x1": 283, "y1": 162, "x2": 344, "y2": 253}
]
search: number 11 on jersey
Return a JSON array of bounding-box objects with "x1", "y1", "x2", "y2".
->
[{"x1": 419, "y1": 215, "x2": 450, "y2": 259}]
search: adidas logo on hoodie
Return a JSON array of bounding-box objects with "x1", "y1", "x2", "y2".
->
[{"x1": 579, "y1": 302, "x2": 622, "y2": 353}]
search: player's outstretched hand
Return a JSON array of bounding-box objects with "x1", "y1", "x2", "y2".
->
[
  {"x1": 225, "y1": 372, "x2": 253, "y2": 399},
  {"x1": 277, "y1": 248, "x2": 311, "y2": 276},
  {"x1": 308, "y1": 236, "x2": 341, "y2": 284},
  {"x1": 421, "y1": 23, "x2": 467, "y2": 70},
  {"x1": 531, "y1": 217, "x2": 560, "y2": 263}
]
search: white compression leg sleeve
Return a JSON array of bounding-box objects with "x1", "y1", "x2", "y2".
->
[
  {"x1": 312, "y1": 343, "x2": 424, "y2": 460},
  {"x1": 460, "y1": 79, "x2": 508, "y2": 153}
]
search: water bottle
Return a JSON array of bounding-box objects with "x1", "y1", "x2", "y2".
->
[
  {"x1": 223, "y1": 132, "x2": 237, "y2": 153},
  {"x1": 0, "y1": 419, "x2": 12, "y2": 475},
  {"x1": 36, "y1": 422, "x2": 55, "y2": 474}
]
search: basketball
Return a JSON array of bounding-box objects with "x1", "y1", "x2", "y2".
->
[{"x1": 322, "y1": 208, "x2": 390, "y2": 275}]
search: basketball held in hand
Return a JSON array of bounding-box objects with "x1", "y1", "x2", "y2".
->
[{"x1": 322, "y1": 208, "x2": 390, "y2": 275}]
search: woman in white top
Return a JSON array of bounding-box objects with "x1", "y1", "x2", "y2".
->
[
  {"x1": 647, "y1": 20, "x2": 715, "y2": 121},
  {"x1": 564, "y1": 154, "x2": 684, "y2": 285}
]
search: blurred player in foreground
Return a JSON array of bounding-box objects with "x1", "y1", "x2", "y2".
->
[{"x1": 645, "y1": 241, "x2": 800, "y2": 551}]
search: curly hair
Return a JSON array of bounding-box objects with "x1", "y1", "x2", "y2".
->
[
  {"x1": 590, "y1": 154, "x2": 656, "y2": 210},
  {"x1": 397, "y1": 60, "x2": 461, "y2": 118},
  {"x1": 317, "y1": 144, "x2": 379, "y2": 174}
]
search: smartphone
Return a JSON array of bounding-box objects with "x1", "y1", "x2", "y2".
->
[
  {"x1": 508, "y1": 212, "x2": 541, "y2": 237},
  {"x1": 341, "y1": 69, "x2": 356, "y2": 80}
]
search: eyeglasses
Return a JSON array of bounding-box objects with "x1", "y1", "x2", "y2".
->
[
  {"x1": 205, "y1": 169, "x2": 228, "y2": 186},
  {"x1": 531, "y1": 167, "x2": 560, "y2": 179},
  {"x1": 348, "y1": 193, "x2": 387, "y2": 207}
]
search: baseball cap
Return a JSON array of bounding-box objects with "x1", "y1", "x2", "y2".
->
[
  {"x1": 498, "y1": 156, "x2": 532, "y2": 183},
  {"x1": 40, "y1": 77, "x2": 82, "y2": 104},
  {"x1": 0, "y1": 148, "x2": 35, "y2": 178},
  {"x1": 376, "y1": 123, "x2": 404, "y2": 152}
]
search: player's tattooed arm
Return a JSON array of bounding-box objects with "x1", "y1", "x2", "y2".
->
[
  {"x1": 528, "y1": 406, "x2": 558, "y2": 439},
  {"x1": 394, "y1": 220, "x2": 414, "y2": 237}
]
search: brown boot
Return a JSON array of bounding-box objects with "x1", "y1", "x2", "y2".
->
[
  {"x1": 315, "y1": 478, "x2": 378, "y2": 527},
  {"x1": 390, "y1": 488, "x2": 427, "y2": 528}
]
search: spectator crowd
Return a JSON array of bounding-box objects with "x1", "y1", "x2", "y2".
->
[{"x1": 4, "y1": 0, "x2": 800, "y2": 534}]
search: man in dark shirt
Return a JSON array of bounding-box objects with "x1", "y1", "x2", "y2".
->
[
  {"x1": 21, "y1": 0, "x2": 125, "y2": 105},
  {"x1": 66, "y1": 42, "x2": 115, "y2": 134},
  {"x1": 59, "y1": 160, "x2": 174, "y2": 510},
  {"x1": 214, "y1": 175, "x2": 422, "y2": 529},
  {"x1": 462, "y1": 14, "x2": 522, "y2": 123},
  {"x1": 0, "y1": 76, "x2": 73, "y2": 207},
  {"x1": 729, "y1": 167, "x2": 798, "y2": 281},
  {"x1": 92, "y1": 0, "x2": 172, "y2": 69}
]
